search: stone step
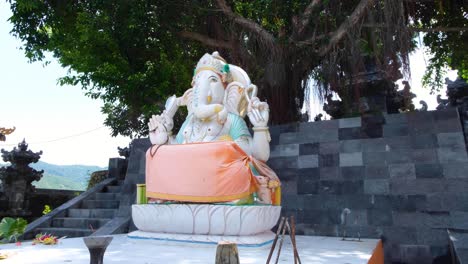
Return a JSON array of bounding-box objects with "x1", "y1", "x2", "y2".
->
[
  {"x1": 105, "y1": 185, "x2": 122, "y2": 193},
  {"x1": 51, "y1": 217, "x2": 111, "y2": 229},
  {"x1": 94, "y1": 192, "x2": 120, "y2": 200},
  {"x1": 67, "y1": 209, "x2": 116, "y2": 219},
  {"x1": 35, "y1": 227, "x2": 93, "y2": 238},
  {"x1": 81, "y1": 200, "x2": 119, "y2": 209}
]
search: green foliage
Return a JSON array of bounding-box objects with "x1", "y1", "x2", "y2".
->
[
  {"x1": 8, "y1": 0, "x2": 203, "y2": 137},
  {"x1": 42, "y1": 205, "x2": 52, "y2": 215},
  {"x1": 412, "y1": 1, "x2": 468, "y2": 91},
  {"x1": 86, "y1": 170, "x2": 108, "y2": 190},
  {"x1": 0, "y1": 217, "x2": 27, "y2": 243}
]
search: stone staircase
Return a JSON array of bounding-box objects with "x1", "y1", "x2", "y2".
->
[{"x1": 33, "y1": 180, "x2": 123, "y2": 238}]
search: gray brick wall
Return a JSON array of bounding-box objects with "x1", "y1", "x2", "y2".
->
[{"x1": 268, "y1": 109, "x2": 468, "y2": 263}]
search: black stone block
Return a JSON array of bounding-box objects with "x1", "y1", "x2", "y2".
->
[
  {"x1": 281, "y1": 195, "x2": 304, "y2": 210},
  {"x1": 339, "y1": 139, "x2": 363, "y2": 153},
  {"x1": 386, "y1": 150, "x2": 412, "y2": 164},
  {"x1": 298, "y1": 177, "x2": 319, "y2": 195},
  {"x1": 297, "y1": 168, "x2": 319, "y2": 179},
  {"x1": 319, "y1": 142, "x2": 339, "y2": 154},
  {"x1": 299, "y1": 143, "x2": 319, "y2": 155},
  {"x1": 433, "y1": 109, "x2": 459, "y2": 120},
  {"x1": 365, "y1": 166, "x2": 389, "y2": 179},
  {"x1": 318, "y1": 180, "x2": 343, "y2": 194},
  {"x1": 384, "y1": 136, "x2": 412, "y2": 151},
  {"x1": 412, "y1": 149, "x2": 438, "y2": 164},
  {"x1": 343, "y1": 194, "x2": 372, "y2": 210},
  {"x1": 319, "y1": 167, "x2": 341, "y2": 180},
  {"x1": 382, "y1": 226, "x2": 418, "y2": 244},
  {"x1": 390, "y1": 179, "x2": 446, "y2": 194},
  {"x1": 341, "y1": 166, "x2": 365, "y2": 180},
  {"x1": 279, "y1": 180, "x2": 297, "y2": 195},
  {"x1": 363, "y1": 151, "x2": 386, "y2": 165},
  {"x1": 278, "y1": 123, "x2": 298, "y2": 133},
  {"x1": 368, "y1": 209, "x2": 393, "y2": 226},
  {"x1": 339, "y1": 127, "x2": 363, "y2": 140},
  {"x1": 319, "y1": 154, "x2": 339, "y2": 167},
  {"x1": 267, "y1": 156, "x2": 298, "y2": 169},
  {"x1": 362, "y1": 138, "x2": 386, "y2": 152},
  {"x1": 383, "y1": 124, "x2": 409, "y2": 137},
  {"x1": 415, "y1": 164, "x2": 443, "y2": 178},
  {"x1": 342, "y1": 180, "x2": 364, "y2": 194},
  {"x1": 410, "y1": 134, "x2": 437, "y2": 149},
  {"x1": 275, "y1": 169, "x2": 297, "y2": 181}
]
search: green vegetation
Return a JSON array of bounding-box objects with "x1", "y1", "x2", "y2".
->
[
  {"x1": 6, "y1": 0, "x2": 467, "y2": 133},
  {"x1": 0, "y1": 217, "x2": 27, "y2": 243},
  {"x1": 42, "y1": 205, "x2": 52, "y2": 215}
]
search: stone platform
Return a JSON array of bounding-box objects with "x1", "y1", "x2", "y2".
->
[{"x1": 0, "y1": 234, "x2": 383, "y2": 263}]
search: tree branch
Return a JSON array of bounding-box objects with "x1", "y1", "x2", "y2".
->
[
  {"x1": 179, "y1": 31, "x2": 233, "y2": 49},
  {"x1": 319, "y1": 0, "x2": 374, "y2": 56},
  {"x1": 215, "y1": 0, "x2": 276, "y2": 45},
  {"x1": 297, "y1": 0, "x2": 322, "y2": 36},
  {"x1": 362, "y1": 23, "x2": 468, "y2": 32}
]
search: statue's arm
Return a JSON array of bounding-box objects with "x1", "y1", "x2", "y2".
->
[{"x1": 246, "y1": 97, "x2": 271, "y2": 162}]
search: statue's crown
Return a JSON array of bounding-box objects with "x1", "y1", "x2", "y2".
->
[{"x1": 194, "y1": 52, "x2": 232, "y2": 83}]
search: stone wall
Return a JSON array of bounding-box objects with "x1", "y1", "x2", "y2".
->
[{"x1": 268, "y1": 108, "x2": 468, "y2": 262}]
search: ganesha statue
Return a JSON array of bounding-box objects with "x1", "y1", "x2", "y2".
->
[{"x1": 130, "y1": 52, "x2": 281, "y2": 246}]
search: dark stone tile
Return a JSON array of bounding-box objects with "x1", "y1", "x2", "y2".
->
[
  {"x1": 270, "y1": 144, "x2": 299, "y2": 158},
  {"x1": 281, "y1": 194, "x2": 304, "y2": 209},
  {"x1": 319, "y1": 142, "x2": 340, "y2": 154},
  {"x1": 382, "y1": 227, "x2": 418, "y2": 244},
  {"x1": 342, "y1": 180, "x2": 364, "y2": 194},
  {"x1": 368, "y1": 209, "x2": 393, "y2": 226},
  {"x1": 443, "y1": 162, "x2": 468, "y2": 178},
  {"x1": 318, "y1": 180, "x2": 343, "y2": 194},
  {"x1": 410, "y1": 134, "x2": 437, "y2": 149},
  {"x1": 384, "y1": 113, "x2": 408, "y2": 125},
  {"x1": 339, "y1": 127, "x2": 362, "y2": 140},
  {"x1": 340, "y1": 166, "x2": 365, "y2": 180},
  {"x1": 437, "y1": 146, "x2": 468, "y2": 163},
  {"x1": 433, "y1": 108, "x2": 459, "y2": 120},
  {"x1": 319, "y1": 130, "x2": 339, "y2": 142},
  {"x1": 363, "y1": 151, "x2": 386, "y2": 165},
  {"x1": 435, "y1": 118, "x2": 463, "y2": 133},
  {"x1": 392, "y1": 212, "x2": 425, "y2": 227},
  {"x1": 319, "y1": 167, "x2": 340, "y2": 180},
  {"x1": 298, "y1": 155, "x2": 319, "y2": 168},
  {"x1": 339, "y1": 152, "x2": 363, "y2": 167},
  {"x1": 384, "y1": 136, "x2": 412, "y2": 151},
  {"x1": 267, "y1": 156, "x2": 298, "y2": 170},
  {"x1": 451, "y1": 211, "x2": 468, "y2": 229},
  {"x1": 398, "y1": 245, "x2": 432, "y2": 264},
  {"x1": 365, "y1": 166, "x2": 389, "y2": 179},
  {"x1": 407, "y1": 111, "x2": 436, "y2": 135},
  {"x1": 278, "y1": 123, "x2": 299, "y2": 133},
  {"x1": 437, "y1": 132, "x2": 466, "y2": 148},
  {"x1": 427, "y1": 193, "x2": 468, "y2": 211},
  {"x1": 279, "y1": 179, "x2": 297, "y2": 195},
  {"x1": 339, "y1": 139, "x2": 363, "y2": 153},
  {"x1": 275, "y1": 168, "x2": 297, "y2": 181},
  {"x1": 343, "y1": 194, "x2": 373, "y2": 210},
  {"x1": 383, "y1": 124, "x2": 409, "y2": 137},
  {"x1": 319, "y1": 154, "x2": 339, "y2": 167},
  {"x1": 415, "y1": 164, "x2": 443, "y2": 178},
  {"x1": 297, "y1": 168, "x2": 319, "y2": 180},
  {"x1": 339, "y1": 117, "x2": 361, "y2": 128},
  {"x1": 390, "y1": 179, "x2": 447, "y2": 194},
  {"x1": 389, "y1": 163, "x2": 416, "y2": 179},
  {"x1": 362, "y1": 138, "x2": 386, "y2": 152},
  {"x1": 386, "y1": 150, "x2": 412, "y2": 164},
  {"x1": 299, "y1": 143, "x2": 319, "y2": 155},
  {"x1": 446, "y1": 179, "x2": 468, "y2": 193},
  {"x1": 364, "y1": 179, "x2": 389, "y2": 194},
  {"x1": 389, "y1": 195, "x2": 427, "y2": 212},
  {"x1": 417, "y1": 228, "x2": 449, "y2": 247},
  {"x1": 412, "y1": 149, "x2": 438, "y2": 164},
  {"x1": 297, "y1": 177, "x2": 319, "y2": 195}
]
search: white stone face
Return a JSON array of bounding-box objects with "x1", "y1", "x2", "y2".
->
[{"x1": 132, "y1": 204, "x2": 281, "y2": 236}]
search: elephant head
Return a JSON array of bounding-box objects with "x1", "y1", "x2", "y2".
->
[{"x1": 180, "y1": 52, "x2": 253, "y2": 121}]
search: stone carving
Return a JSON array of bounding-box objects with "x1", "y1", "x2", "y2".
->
[
  {"x1": 323, "y1": 94, "x2": 344, "y2": 119},
  {"x1": 147, "y1": 51, "x2": 279, "y2": 204},
  {"x1": 396, "y1": 81, "x2": 416, "y2": 112},
  {"x1": 437, "y1": 77, "x2": 468, "y2": 110},
  {"x1": 314, "y1": 114, "x2": 323, "y2": 122},
  {"x1": 418, "y1": 100, "x2": 428, "y2": 111},
  {"x1": 0, "y1": 139, "x2": 43, "y2": 216},
  {"x1": 0, "y1": 127, "x2": 15, "y2": 142}
]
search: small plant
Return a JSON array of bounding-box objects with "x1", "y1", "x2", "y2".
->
[
  {"x1": 42, "y1": 205, "x2": 52, "y2": 215},
  {"x1": 33, "y1": 233, "x2": 59, "y2": 245},
  {"x1": 0, "y1": 217, "x2": 27, "y2": 243}
]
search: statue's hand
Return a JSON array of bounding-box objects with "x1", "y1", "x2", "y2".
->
[
  {"x1": 148, "y1": 114, "x2": 173, "y2": 144},
  {"x1": 247, "y1": 97, "x2": 269, "y2": 128}
]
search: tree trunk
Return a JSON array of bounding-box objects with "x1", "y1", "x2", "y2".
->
[
  {"x1": 260, "y1": 62, "x2": 303, "y2": 125},
  {"x1": 215, "y1": 242, "x2": 240, "y2": 264}
]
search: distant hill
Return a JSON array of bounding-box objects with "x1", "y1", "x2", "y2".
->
[{"x1": 0, "y1": 161, "x2": 106, "y2": 191}]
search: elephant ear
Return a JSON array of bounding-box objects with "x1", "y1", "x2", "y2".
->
[
  {"x1": 178, "y1": 88, "x2": 194, "y2": 114},
  {"x1": 224, "y1": 82, "x2": 248, "y2": 117}
]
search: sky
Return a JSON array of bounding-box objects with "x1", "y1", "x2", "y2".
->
[
  {"x1": 0, "y1": 2, "x2": 129, "y2": 167},
  {"x1": 0, "y1": 3, "x2": 458, "y2": 166}
]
